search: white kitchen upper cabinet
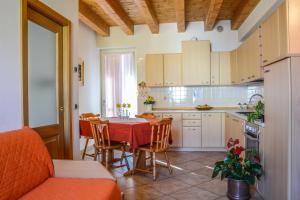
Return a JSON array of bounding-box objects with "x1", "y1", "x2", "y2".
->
[
  {"x1": 182, "y1": 40, "x2": 211, "y2": 86},
  {"x1": 202, "y1": 113, "x2": 223, "y2": 147},
  {"x1": 145, "y1": 54, "x2": 164, "y2": 87},
  {"x1": 163, "y1": 54, "x2": 182, "y2": 86},
  {"x1": 211, "y1": 52, "x2": 220, "y2": 85},
  {"x1": 163, "y1": 113, "x2": 182, "y2": 147},
  {"x1": 219, "y1": 52, "x2": 231, "y2": 85}
]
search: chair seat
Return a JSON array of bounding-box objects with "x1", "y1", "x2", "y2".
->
[
  {"x1": 95, "y1": 141, "x2": 123, "y2": 150},
  {"x1": 137, "y1": 143, "x2": 168, "y2": 152},
  {"x1": 19, "y1": 178, "x2": 121, "y2": 200}
]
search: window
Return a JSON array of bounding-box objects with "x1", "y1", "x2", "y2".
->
[{"x1": 101, "y1": 51, "x2": 137, "y2": 117}]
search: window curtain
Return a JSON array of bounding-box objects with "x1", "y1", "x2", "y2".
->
[{"x1": 103, "y1": 52, "x2": 137, "y2": 117}]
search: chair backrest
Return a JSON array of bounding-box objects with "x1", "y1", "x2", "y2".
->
[
  {"x1": 135, "y1": 113, "x2": 156, "y2": 120},
  {"x1": 150, "y1": 117, "x2": 172, "y2": 151},
  {"x1": 0, "y1": 127, "x2": 54, "y2": 200},
  {"x1": 80, "y1": 113, "x2": 100, "y2": 120},
  {"x1": 89, "y1": 119, "x2": 111, "y2": 148}
]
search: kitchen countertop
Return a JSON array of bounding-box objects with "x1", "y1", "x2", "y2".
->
[{"x1": 149, "y1": 108, "x2": 265, "y2": 127}]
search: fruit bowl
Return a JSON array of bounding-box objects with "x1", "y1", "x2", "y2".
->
[{"x1": 195, "y1": 105, "x2": 213, "y2": 110}]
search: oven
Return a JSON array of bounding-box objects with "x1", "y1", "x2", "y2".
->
[{"x1": 244, "y1": 122, "x2": 261, "y2": 158}]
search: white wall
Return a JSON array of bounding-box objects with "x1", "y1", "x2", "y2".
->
[
  {"x1": 0, "y1": 0, "x2": 81, "y2": 159},
  {"x1": 78, "y1": 22, "x2": 101, "y2": 115},
  {"x1": 97, "y1": 20, "x2": 240, "y2": 112},
  {"x1": 0, "y1": 1, "x2": 22, "y2": 131},
  {"x1": 78, "y1": 22, "x2": 101, "y2": 150}
]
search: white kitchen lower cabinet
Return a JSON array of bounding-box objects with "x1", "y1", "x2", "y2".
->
[
  {"x1": 183, "y1": 127, "x2": 202, "y2": 147},
  {"x1": 163, "y1": 113, "x2": 182, "y2": 147},
  {"x1": 182, "y1": 119, "x2": 201, "y2": 127},
  {"x1": 202, "y1": 113, "x2": 224, "y2": 148}
]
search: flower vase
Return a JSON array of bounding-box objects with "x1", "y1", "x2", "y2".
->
[
  {"x1": 145, "y1": 104, "x2": 153, "y2": 112},
  {"x1": 227, "y1": 179, "x2": 250, "y2": 200}
]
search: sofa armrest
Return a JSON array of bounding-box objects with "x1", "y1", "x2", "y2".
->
[{"x1": 52, "y1": 160, "x2": 115, "y2": 181}]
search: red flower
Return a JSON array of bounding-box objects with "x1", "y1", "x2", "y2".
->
[
  {"x1": 234, "y1": 139, "x2": 239, "y2": 145},
  {"x1": 233, "y1": 146, "x2": 245, "y2": 155},
  {"x1": 227, "y1": 138, "x2": 234, "y2": 148}
]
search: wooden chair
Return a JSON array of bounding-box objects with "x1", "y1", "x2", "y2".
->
[
  {"x1": 80, "y1": 113, "x2": 100, "y2": 160},
  {"x1": 89, "y1": 119, "x2": 130, "y2": 170},
  {"x1": 135, "y1": 113, "x2": 156, "y2": 120},
  {"x1": 133, "y1": 118, "x2": 173, "y2": 180}
]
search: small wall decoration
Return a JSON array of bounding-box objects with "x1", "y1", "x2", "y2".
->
[
  {"x1": 78, "y1": 61, "x2": 85, "y2": 86},
  {"x1": 138, "y1": 81, "x2": 148, "y2": 98}
]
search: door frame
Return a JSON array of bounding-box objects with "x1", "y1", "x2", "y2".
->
[{"x1": 21, "y1": 0, "x2": 73, "y2": 159}]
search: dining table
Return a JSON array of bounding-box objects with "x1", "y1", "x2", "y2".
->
[
  {"x1": 79, "y1": 117, "x2": 172, "y2": 175},
  {"x1": 80, "y1": 117, "x2": 172, "y2": 175},
  {"x1": 80, "y1": 117, "x2": 154, "y2": 151}
]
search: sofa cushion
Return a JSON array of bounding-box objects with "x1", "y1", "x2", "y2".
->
[
  {"x1": 53, "y1": 160, "x2": 115, "y2": 180},
  {"x1": 19, "y1": 178, "x2": 121, "y2": 200},
  {"x1": 0, "y1": 127, "x2": 54, "y2": 200}
]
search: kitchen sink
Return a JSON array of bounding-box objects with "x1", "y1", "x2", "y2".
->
[{"x1": 236, "y1": 111, "x2": 254, "y2": 116}]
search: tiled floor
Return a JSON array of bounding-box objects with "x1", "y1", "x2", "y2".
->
[{"x1": 86, "y1": 150, "x2": 263, "y2": 200}]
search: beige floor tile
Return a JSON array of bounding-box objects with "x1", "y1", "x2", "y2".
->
[
  {"x1": 151, "y1": 178, "x2": 191, "y2": 195},
  {"x1": 103, "y1": 151, "x2": 264, "y2": 200},
  {"x1": 176, "y1": 161, "x2": 205, "y2": 172},
  {"x1": 197, "y1": 179, "x2": 227, "y2": 196},
  {"x1": 123, "y1": 185, "x2": 164, "y2": 200},
  {"x1": 173, "y1": 171, "x2": 212, "y2": 186},
  {"x1": 192, "y1": 166, "x2": 215, "y2": 178},
  {"x1": 152, "y1": 195, "x2": 177, "y2": 200},
  {"x1": 170, "y1": 186, "x2": 219, "y2": 200}
]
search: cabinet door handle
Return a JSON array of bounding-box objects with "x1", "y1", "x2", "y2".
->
[{"x1": 264, "y1": 69, "x2": 271, "y2": 73}]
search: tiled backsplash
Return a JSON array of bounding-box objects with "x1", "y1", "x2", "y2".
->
[{"x1": 147, "y1": 85, "x2": 264, "y2": 108}]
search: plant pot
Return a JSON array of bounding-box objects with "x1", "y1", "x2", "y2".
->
[
  {"x1": 227, "y1": 179, "x2": 251, "y2": 200},
  {"x1": 144, "y1": 104, "x2": 153, "y2": 112}
]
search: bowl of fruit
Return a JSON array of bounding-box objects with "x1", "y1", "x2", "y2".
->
[{"x1": 195, "y1": 104, "x2": 213, "y2": 110}]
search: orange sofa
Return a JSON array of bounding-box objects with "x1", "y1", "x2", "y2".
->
[{"x1": 0, "y1": 127, "x2": 121, "y2": 200}]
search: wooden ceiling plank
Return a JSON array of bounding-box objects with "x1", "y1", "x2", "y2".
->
[
  {"x1": 175, "y1": 0, "x2": 185, "y2": 32},
  {"x1": 135, "y1": 0, "x2": 159, "y2": 34},
  {"x1": 96, "y1": 0, "x2": 134, "y2": 35},
  {"x1": 205, "y1": 0, "x2": 224, "y2": 31},
  {"x1": 231, "y1": 0, "x2": 260, "y2": 30},
  {"x1": 79, "y1": 1, "x2": 109, "y2": 36}
]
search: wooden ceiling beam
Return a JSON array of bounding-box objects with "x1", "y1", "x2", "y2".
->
[
  {"x1": 96, "y1": 0, "x2": 134, "y2": 35},
  {"x1": 79, "y1": 1, "x2": 109, "y2": 36},
  {"x1": 135, "y1": 0, "x2": 159, "y2": 34},
  {"x1": 175, "y1": 0, "x2": 185, "y2": 32},
  {"x1": 205, "y1": 0, "x2": 224, "y2": 31},
  {"x1": 231, "y1": 0, "x2": 260, "y2": 30}
]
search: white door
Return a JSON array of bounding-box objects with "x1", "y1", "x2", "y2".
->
[{"x1": 100, "y1": 50, "x2": 137, "y2": 117}]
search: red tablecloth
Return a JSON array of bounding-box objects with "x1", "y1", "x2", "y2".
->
[{"x1": 79, "y1": 120, "x2": 152, "y2": 150}]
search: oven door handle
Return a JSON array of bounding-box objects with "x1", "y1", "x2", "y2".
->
[{"x1": 243, "y1": 133, "x2": 259, "y2": 141}]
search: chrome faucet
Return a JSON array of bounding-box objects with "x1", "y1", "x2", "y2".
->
[{"x1": 249, "y1": 94, "x2": 264, "y2": 105}]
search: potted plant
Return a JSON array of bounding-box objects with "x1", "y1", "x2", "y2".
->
[
  {"x1": 212, "y1": 138, "x2": 263, "y2": 200},
  {"x1": 144, "y1": 96, "x2": 155, "y2": 112},
  {"x1": 247, "y1": 101, "x2": 264, "y2": 123}
]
